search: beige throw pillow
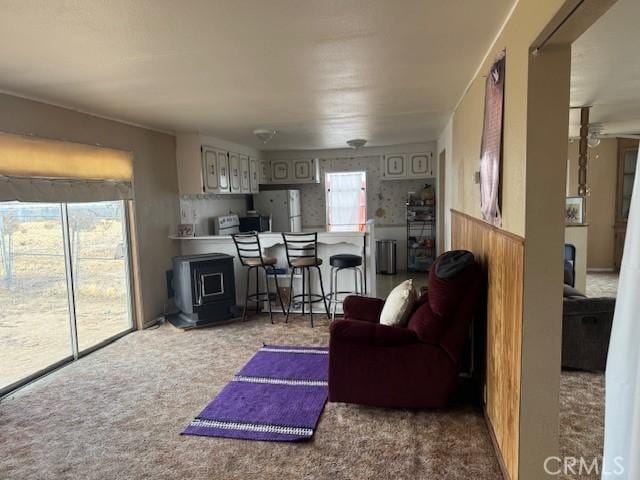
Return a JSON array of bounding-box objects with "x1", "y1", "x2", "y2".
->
[{"x1": 379, "y1": 279, "x2": 417, "y2": 327}]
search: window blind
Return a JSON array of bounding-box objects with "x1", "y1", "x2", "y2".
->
[{"x1": 0, "y1": 132, "x2": 133, "y2": 202}]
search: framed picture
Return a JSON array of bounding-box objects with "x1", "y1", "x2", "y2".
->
[
  {"x1": 177, "y1": 223, "x2": 195, "y2": 237},
  {"x1": 565, "y1": 197, "x2": 584, "y2": 224}
]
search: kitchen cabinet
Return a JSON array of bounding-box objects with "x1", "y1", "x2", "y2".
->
[
  {"x1": 176, "y1": 133, "x2": 261, "y2": 195},
  {"x1": 382, "y1": 154, "x2": 407, "y2": 179},
  {"x1": 240, "y1": 154, "x2": 251, "y2": 193},
  {"x1": 271, "y1": 159, "x2": 290, "y2": 183},
  {"x1": 269, "y1": 158, "x2": 320, "y2": 184},
  {"x1": 292, "y1": 158, "x2": 317, "y2": 182},
  {"x1": 259, "y1": 159, "x2": 271, "y2": 184},
  {"x1": 381, "y1": 152, "x2": 435, "y2": 180},
  {"x1": 229, "y1": 152, "x2": 242, "y2": 193},
  {"x1": 249, "y1": 156, "x2": 259, "y2": 192},
  {"x1": 202, "y1": 146, "x2": 230, "y2": 194},
  {"x1": 216, "y1": 150, "x2": 231, "y2": 192},
  {"x1": 408, "y1": 153, "x2": 434, "y2": 177}
]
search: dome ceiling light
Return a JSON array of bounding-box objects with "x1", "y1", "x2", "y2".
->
[
  {"x1": 588, "y1": 123, "x2": 603, "y2": 148},
  {"x1": 347, "y1": 138, "x2": 367, "y2": 150},
  {"x1": 253, "y1": 129, "x2": 277, "y2": 144}
]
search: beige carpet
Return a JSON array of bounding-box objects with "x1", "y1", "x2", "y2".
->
[
  {"x1": 0, "y1": 314, "x2": 502, "y2": 480},
  {"x1": 559, "y1": 371, "x2": 605, "y2": 480},
  {"x1": 586, "y1": 272, "x2": 619, "y2": 298}
]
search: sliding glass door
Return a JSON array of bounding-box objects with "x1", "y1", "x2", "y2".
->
[
  {"x1": 0, "y1": 201, "x2": 133, "y2": 394},
  {"x1": 67, "y1": 202, "x2": 132, "y2": 352},
  {"x1": 0, "y1": 203, "x2": 72, "y2": 390}
]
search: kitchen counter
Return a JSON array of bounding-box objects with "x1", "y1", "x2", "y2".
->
[{"x1": 170, "y1": 222, "x2": 376, "y2": 313}]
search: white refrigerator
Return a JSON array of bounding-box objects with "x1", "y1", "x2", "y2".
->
[{"x1": 253, "y1": 190, "x2": 302, "y2": 232}]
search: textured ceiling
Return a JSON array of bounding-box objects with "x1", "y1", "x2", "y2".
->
[
  {"x1": 570, "y1": 0, "x2": 640, "y2": 138},
  {"x1": 0, "y1": 0, "x2": 515, "y2": 150}
]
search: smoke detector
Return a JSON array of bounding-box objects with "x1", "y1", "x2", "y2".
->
[
  {"x1": 347, "y1": 138, "x2": 367, "y2": 150},
  {"x1": 253, "y1": 129, "x2": 277, "y2": 144}
]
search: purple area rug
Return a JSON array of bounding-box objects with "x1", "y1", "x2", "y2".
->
[{"x1": 182, "y1": 345, "x2": 329, "y2": 442}]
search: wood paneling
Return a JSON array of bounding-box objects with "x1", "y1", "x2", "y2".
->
[{"x1": 452, "y1": 210, "x2": 523, "y2": 480}]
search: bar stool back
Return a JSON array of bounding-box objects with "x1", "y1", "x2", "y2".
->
[
  {"x1": 282, "y1": 232, "x2": 330, "y2": 327},
  {"x1": 232, "y1": 232, "x2": 286, "y2": 323}
]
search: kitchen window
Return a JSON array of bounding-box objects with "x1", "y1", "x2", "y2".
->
[{"x1": 325, "y1": 171, "x2": 366, "y2": 232}]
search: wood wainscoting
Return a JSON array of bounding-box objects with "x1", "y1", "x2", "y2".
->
[{"x1": 451, "y1": 210, "x2": 523, "y2": 480}]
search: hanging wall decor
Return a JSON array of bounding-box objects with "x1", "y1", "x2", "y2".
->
[{"x1": 480, "y1": 50, "x2": 506, "y2": 227}]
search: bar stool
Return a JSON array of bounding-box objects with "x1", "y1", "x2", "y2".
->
[
  {"x1": 282, "y1": 232, "x2": 331, "y2": 327},
  {"x1": 232, "y1": 232, "x2": 286, "y2": 323},
  {"x1": 327, "y1": 254, "x2": 364, "y2": 319}
]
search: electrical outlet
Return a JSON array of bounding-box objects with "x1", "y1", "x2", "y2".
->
[{"x1": 474, "y1": 171, "x2": 481, "y2": 184}]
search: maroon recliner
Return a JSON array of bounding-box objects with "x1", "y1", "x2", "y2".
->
[{"x1": 328, "y1": 250, "x2": 481, "y2": 408}]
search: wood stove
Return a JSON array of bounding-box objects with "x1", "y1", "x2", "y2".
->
[{"x1": 169, "y1": 253, "x2": 235, "y2": 329}]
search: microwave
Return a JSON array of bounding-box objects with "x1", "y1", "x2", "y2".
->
[{"x1": 239, "y1": 216, "x2": 271, "y2": 233}]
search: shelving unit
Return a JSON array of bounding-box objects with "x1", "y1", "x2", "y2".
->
[{"x1": 407, "y1": 194, "x2": 436, "y2": 272}]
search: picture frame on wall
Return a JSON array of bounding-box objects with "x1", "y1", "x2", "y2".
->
[{"x1": 565, "y1": 196, "x2": 585, "y2": 224}]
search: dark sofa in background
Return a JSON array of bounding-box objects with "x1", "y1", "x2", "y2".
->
[
  {"x1": 562, "y1": 247, "x2": 615, "y2": 372},
  {"x1": 562, "y1": 287, "x2": 615, "y2": 372}
]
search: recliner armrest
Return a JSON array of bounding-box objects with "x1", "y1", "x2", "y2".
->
[
  {"x1": 342, "y1": 296, "x2": 385, "y2": 323},
  {"x1": 330, "y1": 319, "x2": 418, "y2": 346}
]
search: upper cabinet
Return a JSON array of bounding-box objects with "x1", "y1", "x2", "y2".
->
[
  {"x1": 239, "y1": 154, "x2": 251, "y2": 193},
  {"x1": 202, "y1": 146, "x2": 230, "y2": 194},
  {"x1": 382, "y1": 154, "x2": 407, "y2": 179},
  {"x1": 381, "y1": 152, "x2": 435, "y2": 180},
  {"x1": 268, "y1": 158, "x2": 320, "y2": 184},
  {"x1": 228, "y1": 152, "x2": 241, "y2": 193},
  {"x1": 249, "y1": 156, "x2": 259, "y2": 192},
  {"x1": 176, "y1": 133, "x2": 261, "y2": 195},
  {"x1": 259, "y1": 158, "x2": 271, "y2": 184}
]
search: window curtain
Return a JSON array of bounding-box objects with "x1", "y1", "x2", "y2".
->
[
  {"x1": 603, "y1": 147, "x2": 640, "y2": 479},
  {"x1": 327, "y1": 172, "x2": 364, "y2": 232},
  {"x1": 0, "y1": 132, "x2": 133, "y2": 202},
  {"x1": 479, "y1": 51, "x2": 505, "y2": 227}
]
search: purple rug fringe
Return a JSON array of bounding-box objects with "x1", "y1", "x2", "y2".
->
[{"x1": 182, "y1": 345, "x2": 329, "y2": 442}]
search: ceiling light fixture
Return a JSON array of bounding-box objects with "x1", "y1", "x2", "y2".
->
[
  {"x1": 588, "y1": 124, "x2": 603, "y2": 148},
  {"x1": 347, "y1": 138, "x2": 367, "y2": 150},
  {"x1": 253, "y1": 129, "x2": 277, "y2": 144}
]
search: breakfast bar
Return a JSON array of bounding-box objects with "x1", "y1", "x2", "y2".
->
[{"x1": 170, "y1": 221, "x2": 376, "y2": 314}]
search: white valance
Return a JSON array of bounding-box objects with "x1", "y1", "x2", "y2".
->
[{"x1": 0, "y1": 132, "x2": 133, "y2": 202}]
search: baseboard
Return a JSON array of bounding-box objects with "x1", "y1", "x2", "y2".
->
[
  {"x1": 587, "y1": 268, "x2": 615, "y2": 273},
  {"x1": 483, "y1": 407, "x2": 511, "y2": 480}
]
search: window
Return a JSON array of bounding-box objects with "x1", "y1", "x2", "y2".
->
[
  {"x1": 325, "y1": 172, "x2": 366, "y2": 232},
  {"x1": 0, "y1": 200, "x2": 133, "y2": 395}
]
